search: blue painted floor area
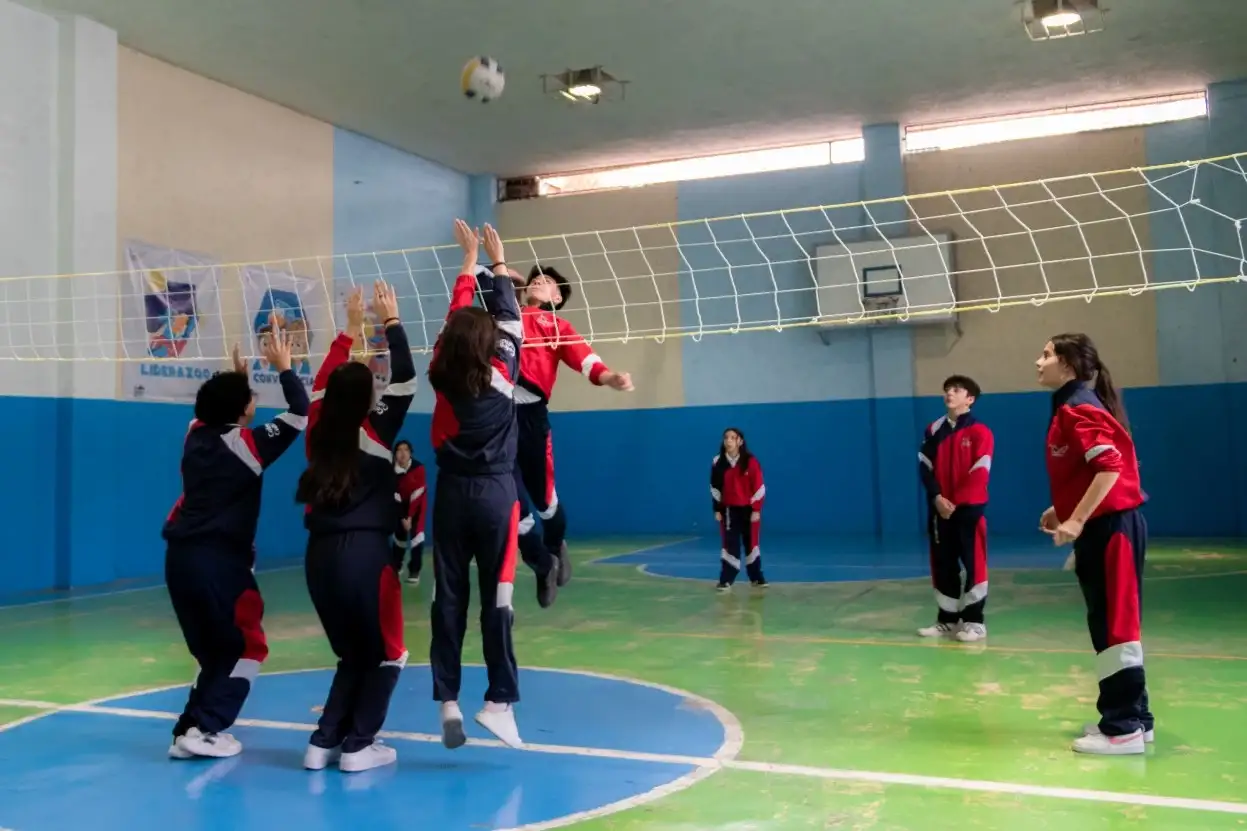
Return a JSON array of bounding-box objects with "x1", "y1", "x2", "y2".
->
[
  {"x1": 0, "y1": 667, "x2": 727, "y2": 831},
  {"x1": 598, "y1": 535, "x2": 1069, "y2": 583}
]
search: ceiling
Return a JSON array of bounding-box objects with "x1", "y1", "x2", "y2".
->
[{"x1": 22, "y1": 0, "x2": 1247, "y2": 176}]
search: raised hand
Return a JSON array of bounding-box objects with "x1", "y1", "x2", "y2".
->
[
  {"x1": 483, "y1": 223, "x2": 506, "y2": 267},
  {"x1": 231, "y1": 342, "x2": 247, "y2": 374},
  {"x1": 261, "y1": 314, "x2": 293, "y2": 372},
  {"x1": 372, "y1": 279, "x2": 399, "y2": 324},
  {"x1": 454, "y1": 219, "x2": 480, "y2": 273},
  {"x1": 345, "y1": 286, "x2": 366, "y2": 332}
]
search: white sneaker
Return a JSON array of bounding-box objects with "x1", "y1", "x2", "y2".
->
[
  {"x1": 917, "y1": 621, "x2": 960, "y2": 638},
  {"x1": 338, "y1": 741, "x2": 398, "y2": 773},
  {"x1": 303, "y1": 743, "x2": 343, "y2": 770},
  {"x1": 1072, "y1": 728, "x2": 1146, "y2": 755},
  {"x1": 440, "y1": 701, "x2": 466, "y2": 749},
  {"x1": 956, "y1": 623, "x2": 987, "y2": 642},
  {"x1": 406, "y1": 575, "x2": 420, "y2": 586},
  {"x1": 176, "y1": 727, "x2": 242, "y2": 758},
  {"x1": 1083, "y1": 722, "x2": 1154, "y2": 744},
  {"x1": 475, "y1": 703, "x2": 523, "y2": 749},
  {"x1": 168, "y1": 741, "x2": 194, "y2": 760}
]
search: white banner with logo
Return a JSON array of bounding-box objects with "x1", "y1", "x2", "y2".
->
[
  {"x1": 240, "y1": 265, "x2": 332, "y2": 408},
  {"x1": 120, "y1": 240, "x2": 226, "y2": 402}
]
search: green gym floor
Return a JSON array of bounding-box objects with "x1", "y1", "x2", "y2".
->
[{"x1": 1, "y1": 537, "x2": 1245, "y2": 830}]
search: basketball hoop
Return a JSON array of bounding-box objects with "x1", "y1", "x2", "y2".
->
[{"x1": 861, "y1": 294, "x2": 902, "y2": 323}]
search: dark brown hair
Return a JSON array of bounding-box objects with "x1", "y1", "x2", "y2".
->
[
  {"x1": 427, "y1": 307, "x2": 498, "y2": 399},
  {"x1": 1050, "y1": 332, "x2": 1129, "y2": 431},
  {"x1": 296, "y1": 361, "x2": 374, "y2": 508}
]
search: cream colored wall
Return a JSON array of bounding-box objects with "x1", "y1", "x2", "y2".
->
[
  {"x1": 905, "y1": 128, "x2": 1159, "y2": 395},
  {"x1": 496, "y1": 184, "x2": 683, "y2": 411},
  {"x1": 117, "y1": 48, "x2": 334, "y2": 357}
]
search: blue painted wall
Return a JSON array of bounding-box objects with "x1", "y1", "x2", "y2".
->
[
  {"x1": 1143, "y1": 78, "x2": 1247, "y2": 539},
  {"x1": 2, "y1": 130, "x2": 470, "y2": 599},
  {"x1": 329, "y1": 127, "x2": 470, "y2": 553}
]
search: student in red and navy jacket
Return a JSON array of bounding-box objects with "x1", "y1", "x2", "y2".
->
[
  {"x1": 296, "y1": 280, "x2": 416, "y2": 775},
  {"x1": 513, "y1": 265, "x2": 634, "y2": 587},
  {"x1": 1037, "y1": 333, "x2": 1153, "y2": 757},
  {"x1": 390, "y1": 440, "x2": 427, "y2": 584},
  {"x1": 162, "y1": 324, "x2": 308, "y2": 760},
  {"x1": 425, "y1": 220, "x2": 527, "y2": 752},
  {"x1": 710, "y1": 428, "x2": 767, "y2": 590},
  {"x1": 917, "y1": 375, "x2": 994, "y2": 643}
]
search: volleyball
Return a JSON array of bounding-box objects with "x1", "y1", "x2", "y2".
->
[{"x1": 461, "y1": 56, "x2": 505, "y2": 102}]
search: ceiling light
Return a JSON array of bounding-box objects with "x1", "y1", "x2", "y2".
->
[
  {"x1": 542, "y1": 66, "x2": 627, "y2": 105},
  {"x1": 1020, "y1": 0, "x2": 1105, "y2": 41}
]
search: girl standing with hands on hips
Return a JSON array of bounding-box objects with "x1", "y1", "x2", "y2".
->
[{"x1": 1036, "y1": 333, "x2": 1153, "y2": 756}]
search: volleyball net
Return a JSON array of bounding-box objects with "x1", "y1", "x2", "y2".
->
[{"x1": 1, "y1": 151, "x2": 1244, "y2": 364}]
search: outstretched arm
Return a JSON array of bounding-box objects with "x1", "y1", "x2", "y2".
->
[
  {"x1": 555, "y1": 319, "x2": 633, "y2": 391},
  {"x1": 367, "y1": 281, "x2": 416, "y2": 448},
  {"x1": 308, "y1": 287, "x2": 366, "y2": 449}
]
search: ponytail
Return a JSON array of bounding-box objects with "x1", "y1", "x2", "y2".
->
[{"x1": 1093, "y1": 360, "x2": 1130, "y2": 432}]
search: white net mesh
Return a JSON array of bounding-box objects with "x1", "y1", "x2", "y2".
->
[{"x1": 3, "y1": 151, "x2": 1244, "y2": 365}]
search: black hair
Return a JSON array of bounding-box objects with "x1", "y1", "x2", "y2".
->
[
  {"x1": 394, "y1": 439, "x2": 413, "y2": 456},
  {"x1": 712, "y1": 427, "x2": 754, "y2": 481},
  {"x1": 295, "y1": 361, "x2": 374, "y2": 509},
  {"x1": 194, "y1": 371, "x2": 252, "y2": 427},
  {"x1": 1049, "y1": 332, "x2": 1128, "y2": 431},
  {"x1": 427, "y1": 306, "x2": 497, "y2": 399},
  {"x1": 942, "y1": 374, "x2": 981, "y2": 401},
  {"x1": 526, "y1": 265, "x2": 572, "y2": 311}
]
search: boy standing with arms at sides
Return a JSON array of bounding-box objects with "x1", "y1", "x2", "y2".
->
[{"x1": 917, "y1": 375, "x2": 994, "y2": 643}]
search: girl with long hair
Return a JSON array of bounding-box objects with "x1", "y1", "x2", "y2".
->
[
  {"x1": 426, "y1": 219, "x2": 526, "y2": 750},
  {"x1": 710, "y1": 428, "x2": 767, "y2": 590},
  {"x1": 296, "y1": 280, "x2": 416, "y2": 774},
  {"x1": 1036, "y1": 332, "x2": 1153, "y2": 756}
]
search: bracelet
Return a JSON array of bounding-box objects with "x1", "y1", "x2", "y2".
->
[
  {"x1": 383, "y1": 317, "x2": 400, "y2": 327},
  {"x1": 490, "y1": 261, "x2": 506, "y2": 269}
]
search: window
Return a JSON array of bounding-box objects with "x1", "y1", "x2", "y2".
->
[
  {"x1": 904, "y1": 92, "x2": 1208, "y2": 153},
  {"x1": 535, "y1": 138, "x2": 865, "y2": 197}
]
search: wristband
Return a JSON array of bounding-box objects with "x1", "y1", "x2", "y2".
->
[{"x1": 383, "y1": 317, "x2": 400, "y2": 327}]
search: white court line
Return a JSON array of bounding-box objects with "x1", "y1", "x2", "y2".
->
[{"x1": 3, "y1": 693, "x2": 1247, "y2": 817}]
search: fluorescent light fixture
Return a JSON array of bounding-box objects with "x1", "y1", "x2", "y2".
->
[
  {"x1": 537, "y1": 138, "x2": 861, "y2": 196},
  {"x1": 905, "y1": 93, "x2": 1207, "y2": 153},
  {"x1": 1041, "y1": 11, "x2": 1082, "y2": 27},
  {"x1": 567, "y1": 84, "x2": 601, "y2": 99}
]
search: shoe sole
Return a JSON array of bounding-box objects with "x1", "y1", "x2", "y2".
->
[
  {"x1": 474, "y1": 713, "x2": 524, "y2": 749},
  {"x1": 442, "y1": 718, "x2": 466, "y2": 750}
]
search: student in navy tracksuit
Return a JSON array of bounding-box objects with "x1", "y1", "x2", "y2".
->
[
  {"x1": 1036, "y1": 333, "x2": 1153, "y2": 756},
  {"x1": 917, "y1": 375, "x2": 994, "y2": 642},
  {"x1": 426, "y1": 220, "x2": 526, "y2": 750},
  {"x1": 710, "y1": 428, "x2": 767, "y2": 590},
  {"x1": 391, "y1": 440, "x2": 427, "y2": 584},
  {"x1": 296, "y1": 280, "x2": 416, "y2": 774},
  {"x1": 163, "y1": 325, "x2": 308, "y2": 760}
]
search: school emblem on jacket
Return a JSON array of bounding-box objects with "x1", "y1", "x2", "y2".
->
[{"x1": 1050, "y1": 443, "x2": 1068, "y2": 457}]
